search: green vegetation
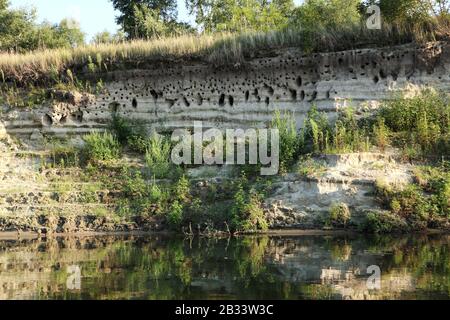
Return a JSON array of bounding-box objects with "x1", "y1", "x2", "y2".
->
[
  {"x1": 380, "y1": 89, "x2": 450, "y2": 159},
  {"x1": 328, "y1": 202, "x2": 352, "y2": 228},
  {"x1": 145, "y1": 133, "x2": 173, "y2": 178},
  {"x1": 83, "y1": 132, "x2": 121, "y2": 163},
  {"x1": 302, "y1": 105, "x2": 370, "y2": 154},
  {"x1": 366, "y1": 165, "x2": 450, "y2": 233},
  {"x1": 231, "y1": 175, "x2": 268, "y2": 233},
  {"x1": 0, "y1": 1, "x2": 84, "y2": 52},
  {"x1": 271, "y1": 110, "x2": 300, "y2": 173},
  {"x1": 1, "y1": 0, "x2": 450, "y2": 86}
]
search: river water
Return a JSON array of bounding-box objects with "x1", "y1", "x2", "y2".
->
[{"x1": 0, "y1": 234, "x2": 448, "y2": 300}]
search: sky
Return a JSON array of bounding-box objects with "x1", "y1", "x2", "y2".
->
[{"x1": 10, "y1": 0, "x2": 304, "y2": 42}]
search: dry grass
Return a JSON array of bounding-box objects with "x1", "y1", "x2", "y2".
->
[{"x1": 0, "y1": 20, "x2": 449, "y2": 86}]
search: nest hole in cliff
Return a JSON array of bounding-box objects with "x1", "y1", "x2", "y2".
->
[
  {"x1": 183, "y1": 97, "x2": 190, "y2": 107},
  {"x1": 300, "y1": 90, "x2": 305, "y2": 101},
  {"x1": 43, "y1": 115, "x2": 53, "y2": 126},
  {"x1": 309, "y1": 91, "x2": 318, "y2": 102},
  {"x1": 245, "y1": 90, "x2": 250, "y2": 102},
  {"x1": 219, "y1": 94, "x2": 226, "y2": 106},
  {"x1": 132, "y1": 98, "x2": 138, "y2": 108},
  {"x1": 196, "y1": 94, "x2": 204, "y2": 106},
  {"x1": 228, "y1": 96, "x2": 234, "y2": 107},
  {"x1": 109, "y1": 101, "x2": 120, "y2": 113},
  {"x1": 289, "y1": 89, "x2": 297, "y2": 101},
  {"x1": 296, "y1": 76, "x2": 302, "y2": 87},
  {"x1": 150, "y1": 89, "x2": 159, "y2": 100}
]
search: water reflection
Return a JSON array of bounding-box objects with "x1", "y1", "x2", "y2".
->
[{"x1": 0, "y1": 234, "x2": 448, "y2": 300}]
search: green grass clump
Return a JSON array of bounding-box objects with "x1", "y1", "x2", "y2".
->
[
  {"x1": 145, "y1": 133, "x2": 173, "y2": 179},
  {"x1": 271, "y1": 110, "x2": 301, "y2": 173},
  {"x1": 380, "y1": 89, "x2": 450, "y2": 159},
  {"x1": 83, "y1": 131, "x2": 121, "y2": 163}
]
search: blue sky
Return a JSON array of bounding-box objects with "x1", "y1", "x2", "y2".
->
[{"x1": 10, "y1": 0, "x2": 303, "y2": 41}]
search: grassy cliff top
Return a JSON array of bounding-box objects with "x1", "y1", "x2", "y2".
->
[{"x1": 0, "y1": 22, "x2": 448, "y2": 86}]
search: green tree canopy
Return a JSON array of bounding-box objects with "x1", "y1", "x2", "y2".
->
[
  {"x1": 111, "y1": 0, "x2": 178, "y2": 38},
  {"x1": 290, "y1": 0, "x2": 362, "y2": 30},
  {"x1": 133, "y1": 4, "x2": 194, "y2": 39},
  {"x1": 0, "y1": 1, "x2": 85, "y2": 52},
  {"x1": 359, "y1": 0, "x2": 449, "y2": 23},
  {"x1": 186, "y1": 0, "x2": 295, "y2": 32}
]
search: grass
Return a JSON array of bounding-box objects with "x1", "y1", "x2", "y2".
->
[
  {"x1": 0, "y1": 19, "x2": 448, "y2": 86},
  {"x1": 83, "y1": 131, "x2": 121, "y2": 163},
  {"x1": 379, "y1": 89, "x2": 450, "y2": 159}
]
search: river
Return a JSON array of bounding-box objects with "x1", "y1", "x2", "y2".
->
[{"x1": 0, "y1": 233, "x2": 448, "y2": 300}]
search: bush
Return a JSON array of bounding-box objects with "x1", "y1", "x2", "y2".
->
[
  {"x1": 413, "y1": 165, "x2": 450, "y2": 217},
  {"x1": 168, "y1": 200, "x2": 183, "y2": 228},
  {"x1": 110, "y1": 115, "x2": 151, "y2": 153},
  {"x1": 303, "y1": 106, "x2": 369, "y2": 154},
  {"x1": 145, "y1": 133, "x2": 173, "y2": 178},
  {"x1": 364, "y1": 210, "x2": 409, "y2": 234},
  {"x1": 328, "y1": 202, "x2": 351, "y2": 227},
  {"x1": 379, "y1": 89, "x2": 450, "y2": 157},
  {"x1": 231, "y1": 175, "x2": 268, "y2": 232},
  {"x1": 83, "y1": 131, "x2": 120, "y2": 163},
  {"x1": 372, "y1": 117, "x2": 391, "y2": 152},
  {"x1": 271, "y1": 110, "x2": 300, "y2": 172}
]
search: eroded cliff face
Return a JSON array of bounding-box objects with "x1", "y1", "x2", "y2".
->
[
  {"x1": 0, "y1": 42, "x2": 448, "y2": 232},
  {"x1": 2, "y1": 41, "x2": 450, "y2": 139}
]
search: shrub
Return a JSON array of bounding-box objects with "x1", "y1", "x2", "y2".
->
[
  {"x1": 110, "y1": 115, "x2": 151, "y2": 153},
  {"x1": 173, "y1": 175, "x2": 191, "y2": 203},
  {"x1": 110, "y1": 115, "x2": 133, "y2": 144},
  {"x1": 145, "y1": 132, "x2": 172, "y2": 178},
  {"x1": 239, "y1": 194, "x2": 269, "y2": 232},
  {"x1": 230, "y1": 175, "x2": 268, "y2": 232},
  {"x1": 328, "y1": 202, "x2": 351, "y2": 227},
  {"x1": 379, "y1": 89, "x2": 450, "y2": 157},
  {"x1": 271, "y1": 110, "x2": 300, "y2": 171},
  {"x1": 303, "y1": 106, "x2": 370, "y2": 154},
  {"x1": 83, "y1": 131, "x2": 120, "y2": 163},
  {"x1": 413, "y1": 165, "x2": 450, "y2": 217},
  {"x1": 304, "y1": 105, "x2": 331, "y2": 153},
  {"x1": 330, "y1": 108, "x2": 369, "y2": 153},
  {"x1": 121, "y1": 169, "x2": 147, "y2": 198},
  {"x1": 297, "y1": 156, "x2": 327, "y2": 178},
  {"x1": 364, "y1": 211, "x2": 408, "y2": 234},
  {"x1": 168, "y1": 200, "x2": 183, "y2": 228},
  {"x1": 372, "y1": 117, "x2": 391, "y2": 152}
]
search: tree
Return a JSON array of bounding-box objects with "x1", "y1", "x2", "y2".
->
[
  {"x1": 0, "y1": 3, "x2": 37, "y2": 51},
  {"x1": 110, "y1": 0, "x2": 178, "y2": 38},
  {"x1": 358, "y1": 0, "x2": 445, "y2": 23},
  {"x1": 92, "y1": 30, "x2": 126, "y2": 44},
  {"x1": 290, "y1": 0, "x2": 362, "y2": 30},
  {"x1": 0, "y1": 1, "x2": 85, "y2": 52},
  {"x1": 185, "y1": 0, "x2": 295, "y2": 32}
]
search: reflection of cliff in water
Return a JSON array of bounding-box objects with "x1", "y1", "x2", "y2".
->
[{"x1": 0, "y1": 235, "x2": 449, "y2": 300}]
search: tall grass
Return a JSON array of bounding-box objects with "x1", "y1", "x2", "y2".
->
[{"x1": 0, "y1": 19, "x2": 448, "y2": 86}]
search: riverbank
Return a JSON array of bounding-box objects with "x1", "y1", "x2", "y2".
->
[
  {"x1": 0, "y1": 42, "x2": 448, "y2": 235},
  {"x1": 1, "y1": 228, "x2": 448, "y2": 241}
]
